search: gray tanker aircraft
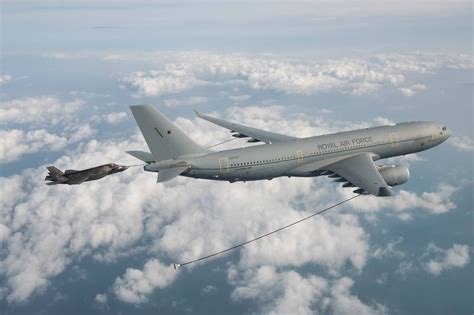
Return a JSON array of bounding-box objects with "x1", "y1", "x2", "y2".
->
[
  {"x1": 127, "y1": 105, "x2": 451, "y2": 197},
  {"x1": 45, "y1": 163, "x2": 128, "y2": 185}
]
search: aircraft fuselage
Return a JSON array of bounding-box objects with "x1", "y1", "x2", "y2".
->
[{"x1": 158, "y1": 121, "x2": 450, "y2": 182}]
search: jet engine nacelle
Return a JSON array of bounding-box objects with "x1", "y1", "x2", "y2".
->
[{"x1": 378, "y1": 165, "x2": 410, "y2": 186}]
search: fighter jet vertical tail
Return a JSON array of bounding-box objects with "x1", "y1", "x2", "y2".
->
[
  {"x1": 130, "y1": 105, "x2": 209, "y2": 161},
  {"x1": 47, "y1": 166, "x2": 63, "y2": 176},
  {"x1": 45, "y1": 166, "x2": 67, "y2": 184}
]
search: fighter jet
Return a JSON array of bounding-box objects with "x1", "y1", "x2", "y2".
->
[
  {"x1": 45, "y1": 163, "x2": 128, "y2": 185},
  {"x1": 126, "y1": 105, "x2": 451, "y2": 197}
]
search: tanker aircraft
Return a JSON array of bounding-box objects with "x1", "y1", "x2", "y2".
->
[{"x1": 127, "y1": 105, "x2": 451, "y2": 197}]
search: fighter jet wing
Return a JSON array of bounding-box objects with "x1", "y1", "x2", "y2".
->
[
  {"x1": 325, "y1": 153, "x2": 394, "y2": 197},
  {"x1": 195, "y1": 110, "x2": 297, "y2": 144}
]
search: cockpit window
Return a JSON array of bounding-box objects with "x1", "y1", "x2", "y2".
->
[{"x1": 442, "y1": 126, "x2": 447, "y2": 131}]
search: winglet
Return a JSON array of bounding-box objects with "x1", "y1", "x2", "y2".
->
[
  {"x1": 173, "y1": 263, "x2": 181, "y2": 270},
  {"x1": 194, "y1": 109, "x2": 203, "y2": 118}
]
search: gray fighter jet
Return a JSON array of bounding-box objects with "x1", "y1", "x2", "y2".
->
[
  {"x1": 126, "y1": 105, "x2": 451, "y2": 197},
  {"x1": 45, "y1": 163, "x2": 128, "y2": 185}
]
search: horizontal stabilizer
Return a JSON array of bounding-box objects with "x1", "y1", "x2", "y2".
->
[
  {"x1": 126, "y1": 150, "x2": 155, "y2": 162},
  {"x1": 157, "y1": 166, "x2": 189, "y2": 183}
]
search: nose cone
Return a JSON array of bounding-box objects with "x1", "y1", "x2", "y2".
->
[
  {"x1": 111, "y1": 165, "x2": 129, "y2": 173},
  {"x1": 440, "y1": 125, "x2": 451, "y2": 141},
  {"x1": 444, "y1": 127, "x2": 452, "y2": 139},
  {"x1": 117, "y1": 165, "x2": 129, "y2": 172}
]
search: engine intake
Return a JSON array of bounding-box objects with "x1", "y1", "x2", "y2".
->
[{"x1": 378, "y1": 165, "x2": 410, "y2": 186}]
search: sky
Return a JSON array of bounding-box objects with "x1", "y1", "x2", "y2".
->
[{"x1": 0, "y1": 0, "x2": 473, "y2": 314}]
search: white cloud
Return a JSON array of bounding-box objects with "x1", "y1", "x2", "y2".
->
[
  {"x1": 229, "y1": 266, "x2": 386, "y2": 315},
  {"x1": 448, "y1": 136, "x2": 474, "y2": 152},
  {"x1": 329, "y1": 277, "x2": 387, "y2": 315},
  {"x1": 201, "y1": 285, "x2": 216, "y2": 295},
  {"x1": 103, "y1": 112, "x2": 128, "y2": 124},
  {"x1": 0, "y1": 74, "x2": 12, "y2": 85},
  {"x1": 119, "y1": 69, "x2": 207, "y2": 97},
  {"x1": 396, "y1": 259, "x2": 417, "y2": 278},
  {"x1": 345, "y1": 183, "x2": 458, "y2": 218},
  {"x1": 114, "y1": 52, "x2": 470, "y2": 98},
  {"x1": 229, "y1": 266, "x2": 328, "y2": 315},
  {"x1": 0, "y1": 96, "x2": 99, "y2": 162},
  {"x1": 0, "y1": 129, "x2": 68, "y2": 163},
  {"x1": 229, "y1": 94, "x2": 251, "y2": 102},
  {"x1": 422, "y1": 243, "x2": 470, "y2": 276},
  {"x1": 0, "y1": 124, "x2": 96, "y2": 163},
  {"x1": 68, "y1": 124, "x2": 96, "y2": 142},
  {"x1": 372, "y1": 238, "x2": 405, "y2": 260},
  {"x1": 0, "y1": 97, "x2": 84, "y2": 125},
  {"x1": 398, "y1": 84, "x2": 426, "y2": 97},
  {"x1": 164, "y1": 96, "x2": 208, "y2": 107},
  {"x1": 398, "y1": 87, "x2": 415, "y2": 97},
  {"x1": 94, "y1": 293, "x2": 108, "y2": 309},
  {"x1": 237, "y1": 213, "x2": 368, "y2": 273},
  {"x1": 112, "y1": 259, "x2": 178, "y2": 304},
  {"x1": 373, "y1": 117, "x2": 395, "y2": 126}
]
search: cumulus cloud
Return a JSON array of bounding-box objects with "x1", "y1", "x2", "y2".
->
[
  {"x1": 448, "y1": 136, "x2": 474, "y2": 152},
  {"x1": 237, "y1": 213, "x2": 368, "y2": 273},
  {"x1": 345, "y1": 183, "x2": 458, "y2": 218},
  {"x1": 398, "y1": 87, "x2": 416, "y2": 97},
  {"x1": 396, "y1": 243, "x2": 470, "y2": 278},
  {"x1": 229, "y1": 266, "x2": 328, "y2": 315},
  {"x1": 422, "y1": 243, "x2": 470, "y2": 276},
  {"x1": 373, "y1": 117, "x2": 395, "y2": 126},
  {"x1": 0, "y1": 124, "x2": 96, "y2": 163},
  {"x1": 229, "y1": 266, "x2": 386, "y2": 315},
  {"x1": 330, "y1": 277, "x2": 387, "y2": 315},
  {"x1": 113, "y1": 52, "x2": 469, "y2": 98},
  {"x1": 398, "y1": 84, "x2": 427, "y2": 97},
  {"x1": 103, "y1": 112, "x2": 128, "y2": 124},
  {"x1": 164, "y1": 96, "x2": 208, "y2": 107},
  {"x1": 372, "y1": 238, "x2": 405, "y2": 260},
  {"x1": 0, "y1": 129, "x2": 68, "y2": 163},
  {"x1": 112, "y1": 259, "x2": 177, "y2": 303},
  {"x1": 0, "y1": 97, "x2": 99, "y2": 162},
  {"x1": 94, "y1": 293, "x2": 109, "y2": 309},
  {"x1": 0, "y1": 97, "x2": 84, "y2": 125},
  {"x1": 0, "y1": 74, "x2": 12, "y2": 85},
  {"x1": 201, "y1": 285, "x2": 216, "y2": 295},
  {"x1": 119, "y1": 68, "x2": 207, "y2": 97}
]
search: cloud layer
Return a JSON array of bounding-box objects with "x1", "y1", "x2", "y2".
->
[{"x1": 112, "y1": 52, "x2": 473, "y2": 98}]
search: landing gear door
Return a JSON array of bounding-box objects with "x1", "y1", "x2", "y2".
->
[{"x1": 219, "y1": 158, "x2": 229, "y2": 173}]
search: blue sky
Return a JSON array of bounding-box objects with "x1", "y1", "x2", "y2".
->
[{"x1": 1, "y1": 1, "x2": 473, "y2": 314}]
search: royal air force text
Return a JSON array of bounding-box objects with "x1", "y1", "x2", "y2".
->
[{"x1": 317, "y1": 136, "x2": 373, "y2": 150}]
